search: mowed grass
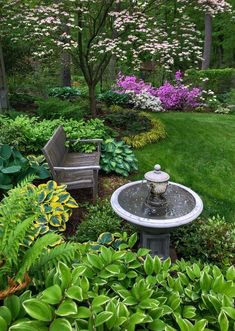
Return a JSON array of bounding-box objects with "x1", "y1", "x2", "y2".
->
[{"x1": 133, "y1": 112, "x2": 235, "y2": 222}]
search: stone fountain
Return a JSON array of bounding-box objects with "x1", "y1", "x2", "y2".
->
[{"x1": 111, "y1": 164, "x2": 203, "y2": 259}]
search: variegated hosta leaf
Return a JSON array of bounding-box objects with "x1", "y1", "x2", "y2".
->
[
  {"x1": 47, "y1": 180, "x2": 58, "y2": 190},
  {"x1": 97, "y1": 232, "x2": 114, "y2": 245},
  {"x1": 58, "y1": 193, "x2": 71, "y2": 203},
  {"x1": 49, "y1": 215, "x2": 62, "y2": 227},
  {"x1": 38, "y1": 191, "x2": 47, "y2": 203},
  {"x1": 66, "y1": 199, "x2": 78, "y2": 208},
  {"x1": 39, "y1": 224, "x2": 50, "y2": 235}
]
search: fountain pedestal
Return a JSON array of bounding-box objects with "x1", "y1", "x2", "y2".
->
[
  {"x1": 140, "y1": 232, "x2": 170, "y2": 259},
  {"x1": 111, "y1": 180, "x2": 203, "y2": 258}
]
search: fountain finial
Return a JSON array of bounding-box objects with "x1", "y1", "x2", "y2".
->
[{"x1": 154, "y1": 164, "x2": 161, "y2": 172}]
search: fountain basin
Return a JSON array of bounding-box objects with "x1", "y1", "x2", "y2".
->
[{"x1": 111, "y1": 180, "x2": 203, "y2": 258}]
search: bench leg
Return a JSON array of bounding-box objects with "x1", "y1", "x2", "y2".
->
[{"x1": 93, "y1": 170, "x2": 98, "y2": 202}]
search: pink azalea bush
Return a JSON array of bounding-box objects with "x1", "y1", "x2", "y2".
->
[{"x1": 115, "y1": 71, "x2": 202, "y2": 111}]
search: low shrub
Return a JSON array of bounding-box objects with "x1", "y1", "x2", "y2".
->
[
  {"x1": 34, "y1": 97, "x2": 87, "y2": 120},
  {"x1": 0, "y1": 144, "x2": 50, "y2": 191},
  {"x1": 123, "y1": 112, "x2": 166, "y2": 148},
  {"x1": 2, "y1": 235, "x2": 235, "y2": 330},
  {"x1": 185, "y1": 68, "x2": 235, "y2": 95},
  {"x1": 0, "y1": 115, "x2": 110, "y2": 154},
  {"x1": 225, "y1": 88, "x2": 235, "y2": 108},
  {"x1": 75, "y1": 200, "x2": 136, "y2": 243},
  {"x1": 98, "y1": 90, "x2": 130, "y2": 106},
  {"x1": 172, "y1": 215, "x2": 235, "y2": 266},
  {"x1": 9, "y1": 92, "x2": 35, "y2": 109},
  {"x1": 48, "y1": 86, "x2": 81, "y2": 100},
  {"x1": 101, "y1": 138, "x2": 138, "y2": 176},
  {"x1": 103, "y1": 109, "x2": 152, "y2": 137}
]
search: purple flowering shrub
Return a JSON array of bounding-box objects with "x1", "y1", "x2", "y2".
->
[{"x1": 115, "y1": 71, "x2": 202, "y2": 111}]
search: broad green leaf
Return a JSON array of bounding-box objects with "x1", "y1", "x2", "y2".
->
[
  {"x1": 148, "y1": 319, "x2": 165, "y2": 331},
  {"x1": 4, "y1": 296, "x2": 21, "y2": 320},
  {"x1": 218, "y1": 311, "x2": 229, "y2": 331},
  {"x1": 105, "y1": 264, "x2": 120, "y2": 274},
  {"x1": 50, "y1": 318, "x2": 72, "y2": 331},
  {"x1": 144, "y1": 255, "x2": 154, "y2": 275},
  {"x1": 66, "y1": 286, "x2": 83, "y2": 301},
  {"x1": 76, "y1": 306, "x2": 91, "y2": 318},
  {"x1": 9, "y1": 320, "x2": 48, "y2": 331},
  {"x1": 58, "y1": 262, "x2": 72, "y2": 291},
  {"x1": 226, "y1": 266, "x2": 235, "y2": 281},
  {"x1": 153, "y1": 256, "x2": 162, "y2": 274},
  {"x1": 40, "y1": 285, "x2": 62, "y2": 305},
  {"x1": 200, "y1": 271, "x2": 212, "y2": 291},
  {"x1": 97, "y1": 232, "x2": 114, "y2": 245},
  {"x1": 87, "y1": 254, "x2": 104, "y2": 270},
  {"x1": 137, "y1": 248, "x2": 150, "y2": 257},
  {"x1": 56, "y1": 299, "x2": 77, "y2": 316},
  {"x1": 95, "y1": 311, "x2": 113, "y2": 327},
  {"x1": 0, "y1": 316, "x2": 7, "y2": 331},
  {"x1": 2, "y1": 165, "x2": 21, "y2": 174},
  {"x1": 163, "y1": 257, "x2": 171, "y2": 271},
  {"x1": 182, "y1": 306, "x2": 196, "y2": 319},
  {"x1": 23, "y1": 299, "x2": 53, "y2": 322},
  {"x1": 222, "y1": 307, "x2": 235, "y2": 320},
  {"x1": 92, "y1": 295, "x2": 110, "y2": 308},
  {"x1": 192, "y1": 319, "x2": 207, "y2": 331},
  {"x1": 128, "y1": 233, "x2": 138, "y2": 248},
  {"x1": 0, "y1": 306, "x2": 12, "y2": 325}
]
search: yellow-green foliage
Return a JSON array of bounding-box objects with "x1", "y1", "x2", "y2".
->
[
  {"x1": 36, "y1": 180, "x2": 78, "y2": 234},
  {"x1": 123, "y1": 112, "x2": 166, "y2": 148}
]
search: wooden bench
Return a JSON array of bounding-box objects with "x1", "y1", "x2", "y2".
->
[{"x1": 42, "y1": 126, "x2": 102, "y2": 201}]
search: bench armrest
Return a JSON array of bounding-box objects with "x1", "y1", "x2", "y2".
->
[{"x1": 54, "y1": 165, "x2": 100, "y2": 171}]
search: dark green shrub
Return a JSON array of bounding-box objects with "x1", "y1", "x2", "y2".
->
[
  {"x1": 185, "y1": 68, "x2": 235, "y2": 94},
  {"x1": 9, "y1": 92, "x2": 35, "y2": 108},
  {"x1": 98, "y1": 90, "x2": 130, "y2": 106},
  {"x1": 48, "y1": 86, "x2": 81, "y2": 100},
  {"x1": 2, "y1": 237, "x2": 235, "y2": 331},
  {"x1": 225, "y1": 89, "x2": 235, "y2": 111},
  {"x1": 101, "y1": 138, "x2": 138, "y2": 176},
  {"x1": 172, "y1": 215, "x2": 235, "y2": 266},
  {"x1": 75, "y1": 200, "x2": 136, "y2": 243},
  {"x1": 35, "y1": 98, "x2": 87, "y2": 120},
  {"x1": 103, "y1": 109, "x2": 152, "y2": 137},
  {"x1": 0, "y1": 144, "x2": 50, "y2": 191}
]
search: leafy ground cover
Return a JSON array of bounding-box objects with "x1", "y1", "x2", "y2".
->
[{"x1": 133, "y1": 112, "x2": 235, "y2": 222}]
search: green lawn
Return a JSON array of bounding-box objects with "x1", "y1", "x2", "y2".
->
[{"x1": 133, "y1": 112, "x2": 235, "y2": 222}]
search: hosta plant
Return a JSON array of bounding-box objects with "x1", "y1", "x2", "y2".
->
[
  {"x1": 101, "y1": 139, "x2": 138, "y2": 176},
  {"x1": 0, "y1": 144, "x2": 50, "y2": 191},
  {"x1": 48, "y1": 86, "x2": 81, "y2": 100},
  {"x1": 1, "y1": 233, "x2": 235, "y2": 331},
  {"x1": 36, "y1": 180, "x2": 78, "y2": 234}
]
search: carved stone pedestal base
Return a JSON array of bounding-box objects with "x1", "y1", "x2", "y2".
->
[{"x1": 140, "y1": 232, "x2": 170, "y2": 259}]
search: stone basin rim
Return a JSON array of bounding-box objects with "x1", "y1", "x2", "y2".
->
[{"x1": 111, "y1": 180, "x2": 203, "y2": 229}]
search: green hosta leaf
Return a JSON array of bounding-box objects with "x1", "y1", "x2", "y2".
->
[
  {"x1": 0, "y1": 306, "x2": 12, "y2": 325},
  {"x1": 192, "y1": 319, "x2": 207, "y2": 331},
  {"x1": 144, "y1": 255, "x2": 154, "y2": 275},
  {"x1": 137, "y1": 248, "x2": 150, "y2": 257},
  {"x1": 200, "y1": 271, "x2": 212, "y2": 291},
  {"x1": 222, "y1": 307, "x2": 235, "y2": 320},
  {"x1": 49, "y1": 215, "x2": 62, "y2": 227},
  {"x1": 163, "y1": 258, "x2": 171, "y2": 271},
  {"x1": 9, "y1": 321, "x2": 48, "y2": 331},
  {"x1": 47, "y1": 180, "x2": 57, "y2": 190},
  {"x1": 0, "y1": 316, "x2": 7, "y2": 331},
  {"x1": 23, "y1": 299, "x2": 53, "y2": 322},
  {"x1": 87, "y1": 254, "x2": 104, "y2": 270},
  {"x1": 92, "y1": 295, "x2": 110, "y2": 308},
  {"x1": 175, "y1": 315, "x2": 191, "y2": 331},
  {"x1": 40, "y1": 284, "x2": 62, "y2": 305},
  {"x1": 76, "y1": 307, "x2": 91, "y2": 318},
  {"x1": 128, "y1": 233, "x2": 138, "y2": 248},
  {"x1": 153, "y1": 256, "x2": 162, "y2": 274},
  {"x1": 58, "y1": 193, "x2": 70, "y2": 203},
  {"x1": 182, "y1": 306, "x2": 196, "y2": 319},
  {"x1": 56, "y1": 299, "x2": 77, "y2": 316},
  {"x1": 50, "y1": 318, "x2": 72, "y2": 331},
  {"x1": 58, "y1": 262, "x2": 72, "y2": 291},
  {"x1": 128, "y1": 312, "x2": 146, "y2": 326},
  {"x1": 2, "y1": 165, "x2": 21, "y2": 174},
  {"x1": 66, "y1": 286, "x2": 83, "y2": 301},
  {"x1": 4, "y1": 295, "x2": 21, "y2": 320},
  {"x1": 37, "y1": 191, "x2": 47, "y2": 203},
  {"x1": 226, "y1": 266, "x2": 235, "y2": 281},
  {"x1": 95, "y1": 311, "x2": 113, "y2": 327},
  {"x1": 148, "y1": 319, "x2": 166, "y2": 331},
  {"x1": 218, "y1": 311, "x2": 229, "y2": 331},
  {"x1": 105, "y1": 264, "x2": 120, "y2": 274}
]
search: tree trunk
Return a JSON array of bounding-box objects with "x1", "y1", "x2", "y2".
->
[
  {"x1": 0, "y1": 43, "x2": 9, "y2": 112},
  {"x1": 202, "y1": 13, "x2": 212, "y2": 69},
  {"x1": 61, "y1": 51, "x2": 71, "y2": 87},
  {"x1": 88, "y1": 84, "x2": 97, "y2": 117}
]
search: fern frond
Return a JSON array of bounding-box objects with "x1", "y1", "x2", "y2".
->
[
  {"x1": 4, "y1": 216, "x2": 35, "y2": 266},
  {"x1": 31, "y1": 242, "x2": 80, "y2": 280},
  {"x1": 16, "y1": 232, "x2": 61, "y2": 281}
]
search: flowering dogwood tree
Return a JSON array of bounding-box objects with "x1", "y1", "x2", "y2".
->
[
  {"x1": 1, "y1": 0, "x2": 175, "y2": 116},
  {"x1": 178, "y1": 0, "x2": 232, "y2": 69}
]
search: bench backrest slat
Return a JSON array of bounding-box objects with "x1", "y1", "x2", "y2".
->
[{"x1": 42, "y1": 126, "x2": 67, "y2": 178}]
